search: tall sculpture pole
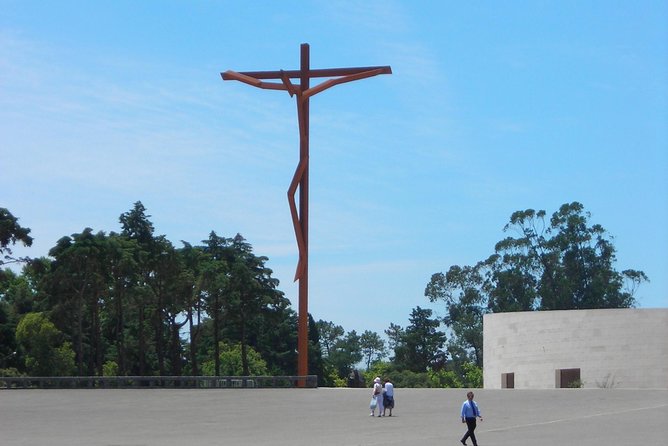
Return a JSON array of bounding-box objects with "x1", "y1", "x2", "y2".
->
[{"x1": 222, "y1": 43, "x2": 391, "y2": 381}]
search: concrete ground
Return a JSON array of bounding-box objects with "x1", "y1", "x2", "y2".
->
[{"x1": 1, "y1": 387, "x2": 666, "y2": 446}]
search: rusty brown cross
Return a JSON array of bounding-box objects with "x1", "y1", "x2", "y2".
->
[{"x1": 222, "y1": 43, "x2": 391, "y2": 380}]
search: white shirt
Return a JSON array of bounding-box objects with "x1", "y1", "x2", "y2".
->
[{"x1": 384, "y1": 382, "x2": 394, "y2": 397}]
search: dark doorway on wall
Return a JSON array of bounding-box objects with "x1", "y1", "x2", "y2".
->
[
  {"x1": 556, "y1": 368, "x2": 581, "y2": 388},
  {"x1": 501, "y1": 372, "x2": 515, "y2": 389}
]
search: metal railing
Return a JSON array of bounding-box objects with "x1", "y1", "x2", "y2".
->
[{"x1": 0, "y1": 375, "x2": 318, "y2": 389}]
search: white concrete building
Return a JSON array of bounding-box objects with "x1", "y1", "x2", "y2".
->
[{"x1": 483, "y1": 308, "x2": 668, "y2": 389}]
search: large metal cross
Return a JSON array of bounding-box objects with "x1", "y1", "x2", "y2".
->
[{"x1": 222, "y1": 43, "x2": 391, "y2": 380}]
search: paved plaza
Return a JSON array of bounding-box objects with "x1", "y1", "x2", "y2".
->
[{"x1": 1, "y1": 387, "x2": 666, "y2": 445}]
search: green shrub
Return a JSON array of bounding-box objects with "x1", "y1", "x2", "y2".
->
[
  {"x1": 462, "y1": 362, "x2": 483, "y2": 388},
  {"x1": 429, "y1": 369, "x2": 463, "y2": 388},
  {"x1": 103, "y1": 360, "x2": 119, "y2": 377},
  {"x1": 202, "y1": 342, "x2": 268, "y2": 376}
]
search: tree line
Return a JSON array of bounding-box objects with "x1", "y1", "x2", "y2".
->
[{"x1": 0, "y1": 202, "x2": 647, "y2": 387}]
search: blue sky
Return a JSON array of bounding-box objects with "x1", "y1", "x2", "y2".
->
[{"x1": 2, "y1": 0, "x2": 667, "y2": 339}]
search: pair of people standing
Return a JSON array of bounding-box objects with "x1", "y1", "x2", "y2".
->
[{"x1": 369, "y1": 377, "x2": 394, "y2": 417}]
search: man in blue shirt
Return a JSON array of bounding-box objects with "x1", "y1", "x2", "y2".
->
[{"x1": 460, "y1": 391, "x2": 483, "y2": 446}]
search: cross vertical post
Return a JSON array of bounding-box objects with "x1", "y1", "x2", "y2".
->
[
  {"x1": 297, "y1": 43, "x2": 310, "y2": 381},
  {"x1": 222, "y1": 44, "x2": 391, "y2": 384}
]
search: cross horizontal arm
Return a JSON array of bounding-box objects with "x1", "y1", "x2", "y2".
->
[
  {"x1": 221, "y1": 70, "x2": 288, "y2": 91},
  {"x1": 302, "y1": 68, "x2": 390, "y2": 99},
  {"x1": 221, "y1": 66, "x2": 392, "y2": 81}
]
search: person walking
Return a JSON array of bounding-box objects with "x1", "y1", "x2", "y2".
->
[
  {"x1": 369, "y1": 377, "x2": 384, "y2": 416},
  {"x1": 460, "y1": 391, "x2": 482, "y2": 446},
  {"x1": 382, "y1": 378, "x2": 394, "y2": 416}
]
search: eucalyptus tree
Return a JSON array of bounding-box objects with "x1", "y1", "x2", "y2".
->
[
  {"x1": 494, "y1": 202, "x2": 647, "y2": 310},
  {"x1": 425, "y1": 202, "x2": 649, "y2": 371},
  {"x1": 425, "y1": 265, "x2": 486, "y2": 367}
]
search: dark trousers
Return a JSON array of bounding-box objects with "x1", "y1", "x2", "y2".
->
[{"x1": 462, "y1": 417, "x2": 478, "y2": 446}]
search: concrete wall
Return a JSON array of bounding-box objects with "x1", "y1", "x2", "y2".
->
[{"x1": 483, "y1": 308, "x2": 668, "y2": 389}]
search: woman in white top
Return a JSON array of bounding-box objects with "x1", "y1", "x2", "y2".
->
[
  {"x1": 370, "y1": 377, "x2": 384, "y2": 416},
  {"x1": 383, "y1": 378, "x2": 394, "y2": 416}
]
